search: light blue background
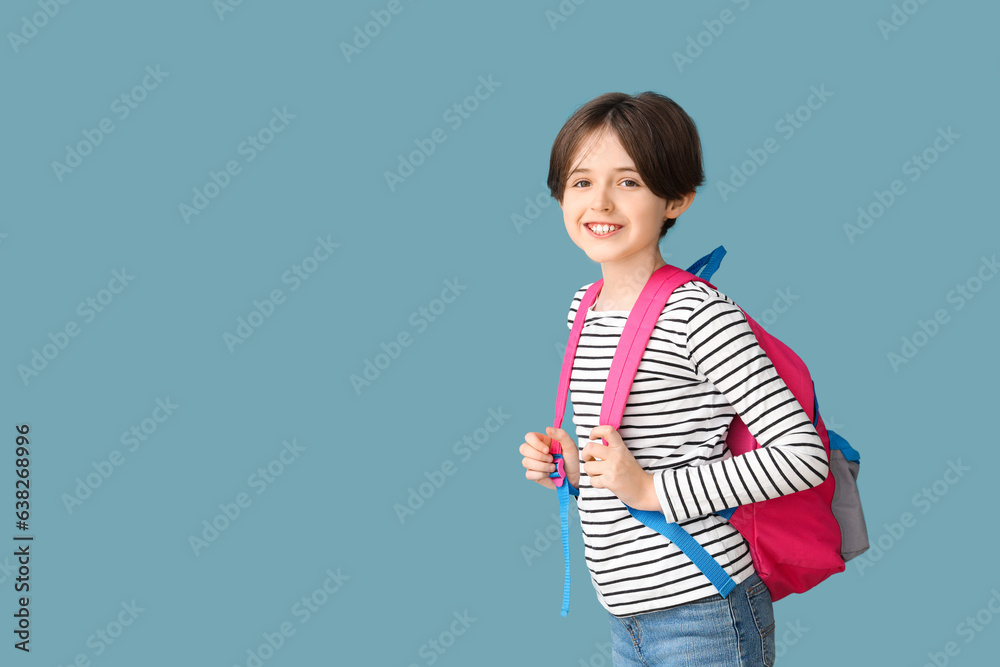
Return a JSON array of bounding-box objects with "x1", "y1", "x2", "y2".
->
[{"x1": 2, "y1": 0, "x2": 998, "y2": 665}]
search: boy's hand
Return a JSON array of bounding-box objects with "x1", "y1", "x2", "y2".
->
[
  {"x1": 581, "y1": 425, "x2": 658, "y2": 511},
  {"x1": 520, "y1": 427, "x2": 580, "y2": 490}
]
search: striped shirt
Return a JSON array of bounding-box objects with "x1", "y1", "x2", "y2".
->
[{"x1": 565, "y1": 278, "x2": 829, "y2": 617}]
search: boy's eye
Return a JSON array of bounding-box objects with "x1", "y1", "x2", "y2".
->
[{"x1": 571, "y1": 178, "x2": 640, "y2": 188}]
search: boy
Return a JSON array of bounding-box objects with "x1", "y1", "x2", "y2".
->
[{"x1": 520, "y1": 91, "x2": 829, "y2": 666}]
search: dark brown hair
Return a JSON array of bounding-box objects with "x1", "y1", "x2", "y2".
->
[{"x1": 547, "y1": 91, "x2": 705, "y2": 239}]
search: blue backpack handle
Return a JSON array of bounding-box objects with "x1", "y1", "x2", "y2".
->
[{"x1": 685, "y1": 246, "x2": 727, "y2": 282}]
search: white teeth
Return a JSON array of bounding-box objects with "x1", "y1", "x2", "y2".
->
[{"x1": 589, "y1": 224, "x2": 618, "y2": 235}]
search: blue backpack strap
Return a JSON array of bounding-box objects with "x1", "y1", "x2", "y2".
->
[
  {"x1": 686, "y1": 246, "x2": 727, "y2": 283},
  {"x1": 547, "y1": 454, "x2": 580, "y2": 617},
  {"x1": 555, "y1": 475, "x2": 572, "y2": 616},
  {"x1": 628, "y1": 508, "x2": 737, "y2": 597},
  {"x1": 827, "y1": 430, "x2": 859, "y2": 462}
]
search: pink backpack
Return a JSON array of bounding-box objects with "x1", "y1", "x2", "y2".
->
[{"x1": 548, "y1": 247, "x2": 868, "y2": 616}]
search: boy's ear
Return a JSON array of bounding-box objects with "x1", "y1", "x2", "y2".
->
[{"x1": 665, "y1": 191, "x2": 696, "y2": 218}]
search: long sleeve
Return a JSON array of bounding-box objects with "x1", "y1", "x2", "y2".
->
[{"x1": 652, "y1": 293, "x2": 830, "y2": 524}]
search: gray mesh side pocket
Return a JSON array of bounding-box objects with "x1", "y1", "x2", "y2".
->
[{"x1": 829, "y1": 448, "x2": 869, "y2": 560}]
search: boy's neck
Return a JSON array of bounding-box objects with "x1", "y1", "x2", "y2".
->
[{"x1": 594, "y1": 253, "x2": 669, "y2": 312}]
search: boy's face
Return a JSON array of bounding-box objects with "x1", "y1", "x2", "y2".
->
[{"x1": 561, "y1": 128, "x2": 689, "y2": 267}]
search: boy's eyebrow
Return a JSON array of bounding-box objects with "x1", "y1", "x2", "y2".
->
[{"x1": 569, "y1": 166, "x2": 638, "y2": 175}]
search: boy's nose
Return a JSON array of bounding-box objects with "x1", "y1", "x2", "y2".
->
[{"x1": 590, "y1": 193, "x2": 613, "y2": 210}]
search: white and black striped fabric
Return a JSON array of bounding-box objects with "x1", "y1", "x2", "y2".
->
[{"x1": 565, "y1": 278, "x2": 829, "y2": 617}]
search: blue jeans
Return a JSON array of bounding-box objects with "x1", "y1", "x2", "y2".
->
[{"x1": 608, "y1": 571, "x2": 776, "y2": 666}]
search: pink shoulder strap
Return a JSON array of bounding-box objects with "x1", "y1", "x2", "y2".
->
[
  {"x1": 600, "y1": 265, "x2": 699, "y2": 435},
  {"x1": 554, "y1": 266, "x2": 710, "y2": 443},
  {"x1": 552, "y1": 281, "x2": 604, "y2": 435}
]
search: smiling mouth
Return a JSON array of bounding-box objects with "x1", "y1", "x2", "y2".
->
[{"x1": 585, "y1": 223, "x2": 622, "y2": 237}]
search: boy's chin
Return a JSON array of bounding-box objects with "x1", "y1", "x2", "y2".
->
[
  {"x1": 571, "y1": 238, "x2": 631, "y2": 266},
  {"x1": 585, "y1": 252, "x2": 618, "y2": 265}
]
